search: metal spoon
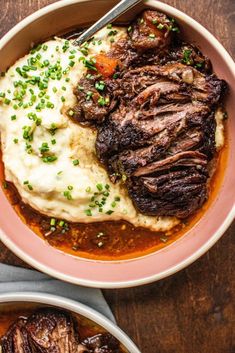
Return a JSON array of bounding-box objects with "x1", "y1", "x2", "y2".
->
[{"x1": 73, "y1": 0, "x2": 143, "y2": 46}]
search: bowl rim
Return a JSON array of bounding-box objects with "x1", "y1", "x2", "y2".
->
[
  {"x1": 0, "y1": 292, "x2": 141, "y2": 353},
  {"x1": 0, "y1": 0, "x2": 234, "y2": 289}
]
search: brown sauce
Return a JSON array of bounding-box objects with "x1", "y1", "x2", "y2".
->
[
  {"x1": 0, "y1": 135, "x2": 228, "y2": 261},
  {"x1": 0, "y1": 303, "x2": 128, "y2": 352}
]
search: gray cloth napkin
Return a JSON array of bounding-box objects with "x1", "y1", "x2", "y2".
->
[{"x1": 0, "y1": 263, "x2": 115, "y2": 322}]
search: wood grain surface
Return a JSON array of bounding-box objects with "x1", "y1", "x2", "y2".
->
[{"x1": 0, "y1": 1, "x2": 234, "y2": 352}]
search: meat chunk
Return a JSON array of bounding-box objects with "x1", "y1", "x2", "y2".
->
[
  {"x1": 82, "y1": 333, "x2": 120, "y2": 353},
  {"x1": 1, "y1": 319, "x2": 31, "y2": 353},
  {"x1": 129, "y1": 167, "x2": 208, "y2": 218},
  {"x1": 72, "y1": 76, "x2": 111, "y2": 124},
  {"x1": 130, "y1": 10, "x2": 173, "y2": 51},
  {"x1": 25, "y1": 309, "x2": 80, "y2": 353},
  {"x1": 167, "y1": 42, "x2": 212, "y2": 73}
]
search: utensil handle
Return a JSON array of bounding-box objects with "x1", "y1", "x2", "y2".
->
[{"x1": 74, "y1": 0, "x2": 142, "y2": 46}]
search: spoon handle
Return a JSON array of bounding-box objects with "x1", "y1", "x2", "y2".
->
[{"x1": 73, "y1": 0, "x2": 143, "y2": 46}]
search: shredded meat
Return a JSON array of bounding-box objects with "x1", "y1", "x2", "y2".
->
[{"x1": 71, "y1": 9, "x2": 227, "y2": 218}]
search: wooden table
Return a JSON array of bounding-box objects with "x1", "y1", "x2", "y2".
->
[{"x1": 0, "y1": 0, "x2": 234, "y2": 352}]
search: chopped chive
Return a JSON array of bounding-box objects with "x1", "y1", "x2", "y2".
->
[
  {"x1": 98, "y1": 96, "x2": 107, "y2": 106},
  {"x1": 63, "y1": 190, "x2": 72, "y2": 200},
  {"x1": 96, "y1": 183, "x2": 103, "y2": 191},
  {"x1": 59, "y1": 220, "x2": 65, "y2": 227},
  {"x1": 42, "y1": 155, "x2": 57, "y2": 163},
  {"x1": 85, "y1": 209, "x2": 92, "y2": 216},
  {"x1": 46, "y1": 101, "x2": 54, "y2": 108},
  {"x1": 4, "y1": 98, "x2": 11, "y2": 105},
  {"x1": 50, "y1": 218, "x2": 56, "y2": 226},
  {"x1": 73, "y1": 159, "x2": 79, "y2": 166},
  {"x1": 68, "y1": 109, "x2": 74, "y2": 117},
  {"x1": 43, "y1": 59, "x2": 50, "y2": 67},
  {"x1": 83, "y1": 58, "x2": 97, "y2": 71},
  {"x1": 95, "y1": 81, "x2": 106, "y2": 91},
  {"x1": 69, "y1": 60, "x2": 75, "y2": 67},
  {"x1": 108, "y1": 30, "x2": 118, "y2": 36},
  {"x1": 157, "y1": 23, "x2": 164, "y2": 30},
  {"x1": 39, "y1": 142, "x2": 50, "y2": 153},
  {"x1": 182, "y1": 49, "x2": 193, "y2": 65},
  {"x1": 89, "y1": 203, "x2": 96, "y2": 208},
  {"x1": 86, "y1": 91, "x2": 93, "y2": 100}
]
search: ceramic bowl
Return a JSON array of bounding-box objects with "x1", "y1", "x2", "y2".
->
[
  {"x1": 0, "y1": 292, "x2": 140, "y2": 353},
  {"x1": 0, "y1": 0, "x2": 234, "y2": 288}
]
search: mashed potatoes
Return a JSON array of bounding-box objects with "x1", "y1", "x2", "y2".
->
[{"x1": 0, "y1": 27, "x2": 180, "y2": 232}]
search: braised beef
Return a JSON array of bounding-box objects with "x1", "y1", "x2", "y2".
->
[
  {"x1": 72, "y1": 76, "x2": 110, "y2": 124},
  {"x1": 129, "y1": 10, "x2": 173, "y2": 51},
  {"x1": 25, "y1": 309, "x2": 80, "y2": 353},
  {"x1": 1, "y1": 309, "x2": 121, "y2": 353},
  {"x1": 128, "y1": 167, "x2": 208, "y2": 218},
  {"x1": 1, "y1": 319, "x2": 31, "y2": 353},
  {"x1": 82, "y1": 333, "x2": 120, "y2": 353},
  {"x1": 71, "y1": 9, "x2": 227, "y2": 218}
]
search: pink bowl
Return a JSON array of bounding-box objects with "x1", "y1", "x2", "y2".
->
[{"x1": 0, "y1": 0, "x2": 234, "y2": 288}]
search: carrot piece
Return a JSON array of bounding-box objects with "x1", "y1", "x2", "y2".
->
[{"x1": 95, "y1": 54, "x2": 119, "y2": 77}]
